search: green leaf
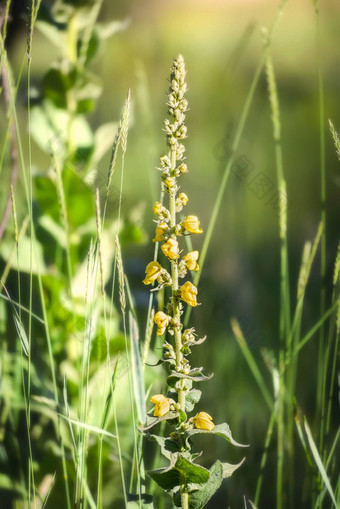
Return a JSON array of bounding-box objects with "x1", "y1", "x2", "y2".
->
[
  {"x1": 74, "y1": 73, "x2": 102, "y2": 114},
  {"x1": 139, "y1": 411, "x2": 179, "y2": 431},
  {"x1": 127, "y1": 493, "x2": 154, "y2": 508},
  {"x1": 35, "y1": 20, "x2": 67, "y2": 51},
  {"x1": 70, "y1": 116, "x2": 94, "y2": 151},
  {"x1": 187, "y1": 461, "x2": 222, "y2": 508},
  {"x1": 38, "y1": 215, "x2": 67, "y2": 249},
  {"x1": 185, "y1": 390, "x2": 202, "y2": 412},
  {"x1": 304, "y1": 418, "x2": 337, "y2": 507},
  {"x1": 43, "y1": 65, "x2": 77, "y2": 109},
  {"x1": 30, "y1": 101, "x2": 68, "y2": 155},
  {"x1": 0, "y1": 235, "x2": 47, "y2": 275},
  {"x1": 185, "y1": 423, "x2": 248, "y2": 448},
  {"x1": 167, "y1": 369, "x2": 213, "y2": 387},
  {"x1": 182, "y1": 459, "x2": 245, "y2": 508},
  {"x1": 96, "y1": 19, "x2": 130, "y2": 40},
  {"x1": 178, "y1": 410, "x2": 187, "y2": 423},
  {"x1": 129, "y1": 312, "x2": 146, "y2": 424},
  {"x1": 148, "y1": 434, "x2": 180, "y2": 460},
  {"x1": 148, "y1": 455, "x2": 210, "y2": 492},
  {"x1": 220, "y1": 458, "x2": 246, "y2": 478}
]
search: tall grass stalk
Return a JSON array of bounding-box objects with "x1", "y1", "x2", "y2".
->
[
  {"x1": 26, "y1": 1, "x2": 42, "y2": 504},
  {"x1": 313, "y1": 3, "x2": 327, "y2": 459},
  {"x1": 263, "y1": 31, "x2": 291, "y2": 509}
]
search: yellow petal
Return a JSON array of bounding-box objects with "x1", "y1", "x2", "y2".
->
[
  {"x1": 150, "y1": 394, "x2": 170, "y2": 417},
  {"x1": 143, "y1": 261, "x2": 162, "y2": 285},
  {"x1": 161, "y1": 238, "x2": 179, "y2": 260},
  {"x1": 193, "y1": 412, "x2": 215, "y2": 430},
  {"x1": 183, "y1": 215, "x2": 203, "y2": 234}
]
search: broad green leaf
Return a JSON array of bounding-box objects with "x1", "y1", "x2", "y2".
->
[
  {"x1": 74, "y1": 73, "x2": 102, "y2": 113},
  {"x1": 96, "y1": 19, "x2": 130, "y2": 40},
  {"x1": 167, "y1": 370, "x2": 213, "y2": 388},
  {"x1": 148, "y1": 434, "x2": 180, "y2": 460},
  {"x1": 70, "y1": 115, "x2": 94, "y2": 151},
  {"x1": 0, "y1": 235, "x2": 47, "y2": 274},
  {"x1": 185, "y1": 423, "x2": 248, "y2": 448},
  {"x1": 148, "y1": 455, "x2": 210, "y2": 492},
  {"x1": 30, "y1": 100, "x2": 69, "y2": 155},
  {"x1": 139, "y1": 411, "x2": 179, "y2": 431},
  {"x1": 185, "y1": 461, "x2": 223, "y2": 509},
  {"x1": 221, "y1": 458, "x2": 245, "y2": 478},
  {"x1": 127, "y1": 493, "x2": 154, "y2": 508},
  {"x1": 148, "y1": 466, "x2": 180, "y2": 492},
  {"x1": 185, "y1": 390, "x2": 202, "y2": 412},
  {"x1": 43, "y1": 65, "x2": 77, "y2": 109},
  {"x1": 129, "y1": 312, "x2": 146, "y2": 423},
  {"x1": 187, "y1": 459, "x2": 245, "y2": 509},
  {"x1": 38, "y1": 215, "x2": 67, "y2": 248},
  {"x1": 35, "y1": 20, "x2": 67, "y2": 52},
  {"x1": 0, "y1": 473, "x2": 26, "y2": 496}
]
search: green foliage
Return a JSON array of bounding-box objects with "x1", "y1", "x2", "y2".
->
[
  {"x1": 183, "y1": 459, "x2": 245, "y2": 509},
  {"x1": 148, "y1": 455, "x2": 210, "y2": 492}
]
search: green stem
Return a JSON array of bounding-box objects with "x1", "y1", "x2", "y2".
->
[
  {"x1": 169, "y1": 149, "x2": 183, "y2": 393},
  {"x1": 169, "y1": 147, "x2": 188, "y2": 507},
  {"x1": 181, "y1": 490, "x2": 189, "y2": 509}
]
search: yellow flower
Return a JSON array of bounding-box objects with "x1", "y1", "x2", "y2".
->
[
  {"x1": 161, "y1": 238, "x2": 179, "y2": 260},
  {"x1": 143, "y1": 261, "x2": 162, "y2": 285},
  {"x1": 154, "y1": 311, "x2": 171, "y2": 335},
  {"x1": 183, "y1": 215, "x2": 203, "y2": 234},
  {"x1": 150, "y1": 394, "x2": 170, "y2": 417},
  {"x1": 183, "y1": 251, "x2": 199, "y2": 271},
  {"x1": 153, "y1": 202, "x2": 163, "y2": 215},
  {"x1": 178, "y1": 192, "x2": 189, "y2": 206},
  {"x1": 193, "y1": 412, "x2": 215, "y2": 431},
  {"x1": 180, "y1": 281, "x2": 198, "y2": 307},
  {"x1": 153, "y1": 222, "x2": 168, "y2": 243},
  {"x1": 165, "y1": 177, "x2": 176, "y2": 188}
]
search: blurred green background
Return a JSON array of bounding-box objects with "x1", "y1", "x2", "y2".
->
[{"x1": 1, "y1": 0, "x2": 340, "y2": 507}]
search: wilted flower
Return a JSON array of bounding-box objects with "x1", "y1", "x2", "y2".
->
[
  {"x1": 183, "y1": 215, "x2": 203, "y2": 234},
  {"x1": 154, "y1": 311, "x2": 171, "y2": 335},
  {"x1": 178, "y1": 163, "x2": 188, "y2": 174},
  {"x1": 183, "y1": 251, "x2": 199, "y2": 271},
  {"x1": 161, "y1": 238, "x2": 179, "y2": 260},
  {"x1": 165, "y1": 177, "x2": 176, "y2": 189},
  {"x1": 193, "y1": 412, "x2": 215, "y2": 430},
  {"x1": 143, "y1": 261, "x2": 162, "y2": 285},
  {"x1": 150, "y1": 394, "x2": 171, "y2": 417},
  {"x1": 178, "y1": 192, "x2": 189, "y2": 206},
  {"x1": 180, "y1": 281, "x2": 198, "y2": 307}
]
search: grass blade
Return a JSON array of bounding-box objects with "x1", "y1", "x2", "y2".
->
[
  {"x1": 129, "y1": 311, "x2": 146, "y2": 424},
  {"x1": 231, "y1": 318, "x2": 273, "y2": 410},
  {"x1": 304, "y1": 417, "x2": 337, "y2": 507}
]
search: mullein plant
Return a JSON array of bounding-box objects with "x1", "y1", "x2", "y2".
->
[{"x1": 141, "y1": 55, "x2": 247, "y2": 509}]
